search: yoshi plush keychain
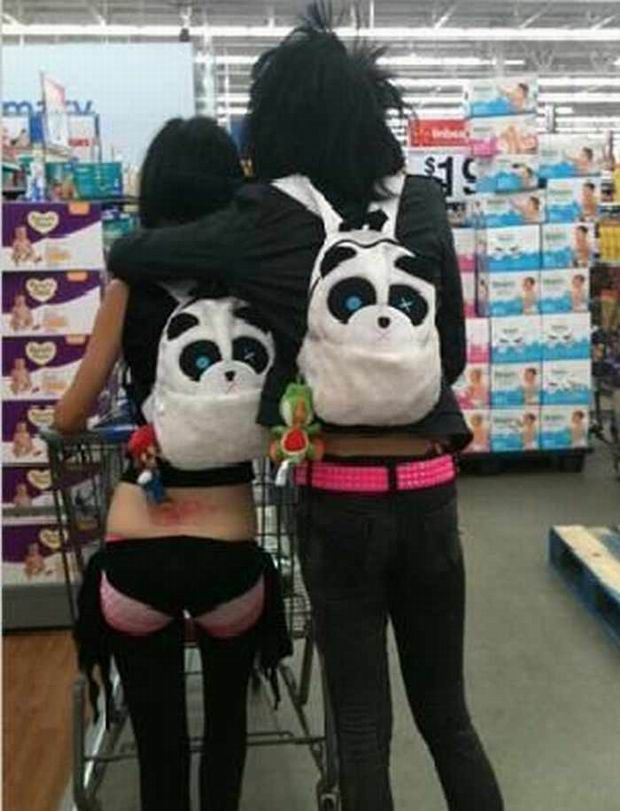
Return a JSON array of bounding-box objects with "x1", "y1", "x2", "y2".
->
[{"x1": 270, "y1": 382, "x2": 324, "y2": 482}]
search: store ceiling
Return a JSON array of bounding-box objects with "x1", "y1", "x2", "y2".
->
[{"x1": 4, "y1": 1, "x2": 620, "y2": 132}]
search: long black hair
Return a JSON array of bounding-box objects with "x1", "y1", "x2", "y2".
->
[
  {"x1": 244, "y1": 2, "x2": 405, "y2": 210},
  {"x1": 139, "y1": 117, "x2": 244, "y2": 228}
]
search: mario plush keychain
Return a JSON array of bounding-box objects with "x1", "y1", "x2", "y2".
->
[
  {"x1": 270, "y1": 382, "x2": 324, "y2": 466},
  {"x1": 127, "y1": 424, "x2": 167, "y2": 504}
]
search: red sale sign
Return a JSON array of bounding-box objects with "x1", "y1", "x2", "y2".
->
[{"x1": 408, "y1": 118, "x2": 467, "y2": 148}]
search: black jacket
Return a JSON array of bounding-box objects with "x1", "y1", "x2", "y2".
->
[{"x1": 110, "y1": 175, "x2": 471, "y2": 449}]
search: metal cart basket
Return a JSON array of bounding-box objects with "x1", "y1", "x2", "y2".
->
[{"x1": 42, "y1": 422, "x2": 340, "y2": 811}]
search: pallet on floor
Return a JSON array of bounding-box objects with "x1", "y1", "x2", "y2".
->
[{"x1": 549, "y1": 525, "x2": 620, "y2": 645}]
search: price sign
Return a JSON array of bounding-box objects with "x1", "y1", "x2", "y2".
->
[{"x1": 407, "y1": 149, "x2": 477, "y2": 201}]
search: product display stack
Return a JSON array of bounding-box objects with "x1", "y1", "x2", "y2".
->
[
  {"x1": 452, "y1": 75, "x2": 597, "y2": 462},
  {"x1": 1, "y1": 200, "x2": 106, "y2": 628}
]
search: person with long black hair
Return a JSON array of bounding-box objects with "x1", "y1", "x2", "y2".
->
[
  {"x1": 108, "y1": 6, "x2": 504, "y2": 810},
  {"x1": 55, "y1": 117, "x2": 290, "y2": 811}
]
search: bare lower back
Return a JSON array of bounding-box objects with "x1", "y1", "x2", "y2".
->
[{"x1": 106, "y1": 481, "x2": 257, "y2": 541}]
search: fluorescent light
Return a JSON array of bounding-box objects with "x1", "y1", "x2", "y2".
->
[
  {"x1": 212, "y1": 55, "x2": 256, "y2": 66},
  {"x1": 541, "y1": 76, "x2": 620, "y2": 88},
  {"x1": 556, "y1": 106, "x2": 575, "y2": 114},
  {"x1": 555, "y1": 115, "x2": 620, "y2": 123},
  {"x1": 412, "y1": 108, "x2": 464, "y2": 117},
  {"x1": 403, "y1": 95, "x2": 463, "y2": 104},
  {"x1": 381, "y1": 55, "x2": 525, "y2": 67},
  {"x1": 397, "y1": 78, "x2": 466, "y2": 88},
  {"x1": 5, "y1": 23, "x2": 620, "y2": 43},
  {"x1": 540, "y1": 92, "x2": 620, "y2": 103}
]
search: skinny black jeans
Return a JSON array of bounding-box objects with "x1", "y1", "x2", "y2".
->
[
  {"x1": 110, "y1": 618, "x2": 258, "y2": 811},
  {"x1": 297, "y1": 478, "x2": 503, "y2": 811}
]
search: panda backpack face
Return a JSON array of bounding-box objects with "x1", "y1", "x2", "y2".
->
[
  {"x1": 273, "y1": 171, "x2": 443, "y2": 427},
  {"x1": 152, "y1": 298, "x2": 274, "y2": 469}
]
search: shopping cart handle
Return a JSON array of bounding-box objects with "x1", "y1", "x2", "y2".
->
[{"x1": 41, "y1": 422, "x2": 136, "y2": 447}]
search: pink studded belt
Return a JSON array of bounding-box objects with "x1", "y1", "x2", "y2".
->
[{"x1": 294, "y1": 454, "x2": 456, "y2": 493}]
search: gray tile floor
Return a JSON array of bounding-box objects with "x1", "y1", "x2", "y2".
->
[{"x1": 94, "y1": 447, "x2": 620, "y2": 811}]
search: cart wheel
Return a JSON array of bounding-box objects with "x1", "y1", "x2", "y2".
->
[
  {"x1": 316, "y1": 782, "x2": 340, "y2": 811},
  {"x1": 317, "y1": 793, "x2": 340, "y2": 811},
  {"x1": 561, "y1": 454, "x2": 585, "y2": 473}
]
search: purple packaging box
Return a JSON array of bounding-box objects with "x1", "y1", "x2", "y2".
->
[
  {"x1": 2, "y1": 400, "x2": 55, "y2": 465},
  {"x1": 2, "y1": 202, "x2": 104, "y2": 271},
  {"x1": 2, "y1": 517, "x2": 67, "y2": 585},
  {"x1": 3, "y1": 335, "x2": 88, "y2": 401},
  {"x1": 2, "y1": 270, "x2": 102, "y2": 336},
  {"x1": 2, "y1": 465, "x2": 54, "y2": 512}
]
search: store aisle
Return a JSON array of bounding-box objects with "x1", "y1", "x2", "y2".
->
[{"x1": 98, "y1": 447, "x2": 620, "y2": 811}]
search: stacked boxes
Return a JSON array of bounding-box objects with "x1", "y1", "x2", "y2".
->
[
  {"x1": 453, "y1": 226, "x2": 476, "y2": 317},
  {"x1": 459, "y1": 74, "x2": 593, "y2": 455},
  {"x1": 2, "y1": 201, "x2": 104, "y2": 586},
  {"x1": 460, "y1": 318, "x2": 491, "y2": 452}
]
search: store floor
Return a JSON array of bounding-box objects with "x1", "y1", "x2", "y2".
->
[{"x1": 92, "y1": 447, "x2": 619, "y2": 811}]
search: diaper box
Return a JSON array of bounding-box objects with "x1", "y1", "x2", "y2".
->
[
  {"x1": 476, "y1": 155, "x2": 539, "y2": 194},
  {"x1": 542, "y1": 360, "x2": 591, "y2": 405},
  {"x1": 539, "y1": 134, "x2": 605, "y2": 180},
  {"x1": 462, "y1": 409, "x2": 491, "y2": 454},
  {"x1": 3, "y1": 335, "x2": 88, "y2": 401},
  {"x1": 491, "y1": 316, "x2": 542, "y2": 364},
  {"x1": 468, "y1": 191, "x2": 545, "y2": 228},
  {"x1": 452, "y1": 227, "x2": 476, "y2": 272},
  {"x1": 542, "y1": 313, "x2": 591, "y2": 360},
  {"x1": 46, "y1": 161, "x2": 123, "y2": 201},
  {"x1": 2, "y1": 271, "x2": 102, "y2": 336},
  {"x1": 2, "y1": 517, "x2": 67, "y2": 586},
  {"x1": 2, "y1": 401, "x2": 55, "y2": 465},
  {"x1": 468, "y1": 114, "x2": 538, "y2": 158},
  {"x1": 477, "y1": 225, "x2": 541, "y2": 273},
  {"x1": 491, "y1": 407, "x2": 540, "y2": 452},
  {"x1": 453, "y1": 364, "x2": 490, "y2": 410},
  {"x1": 466, "y1": 318, "x2": 490, "y2": 364},
  {"x1": 2, "y1": 465, "x2": 54, "y2": 514},
  {"x1": 484, "y1": 271, "x2": 540, "y2": 317},
  {"x1": 2, "y1": 202, "x2": 104, "y2": 271},
  {"x1": 546, "y1": 177, "x2": 601, "y2": 223},
  {"x1": 464, "y1": 76, "x2": 538, "y2": 118},
  {"x1": 541, "y1": 406, "x2": 590, "y2": 450},
  {"x1": 491, "y1": 363, "x2": 541, "y2": 407},
  {"x1": 461, "y1": 273, "x2": 477, "y2": 318},
  {"x1": 540, "y1": 267, "x2": 590, "y2": 314},
  {"x1": 542, "y1": 222, "x2": 595, "y2": 269}
]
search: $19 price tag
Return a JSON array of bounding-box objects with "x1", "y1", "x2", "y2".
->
[{"x1": 407, "y1": 150, "x2": 477, "y2": 201}]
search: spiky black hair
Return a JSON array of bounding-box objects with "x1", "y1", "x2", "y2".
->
[{"x1": 243, "y1": 1, "x2": 405, "y2": 212}]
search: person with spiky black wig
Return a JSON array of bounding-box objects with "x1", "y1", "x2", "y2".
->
[{"x1": 110, "y1": 4, "x2": 504, "y2": 809}]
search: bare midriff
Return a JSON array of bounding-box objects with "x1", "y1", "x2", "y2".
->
[
  {"x1": 106, "y1": 482, "x2": 257, "y2": 541},
  {"x1": 323, "y1": 432, "x2": 445, "y2": 458}
]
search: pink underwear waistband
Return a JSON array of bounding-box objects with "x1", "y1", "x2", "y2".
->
[{"x1": 294, "y1": 454, "x2": 456, "y2": 493}]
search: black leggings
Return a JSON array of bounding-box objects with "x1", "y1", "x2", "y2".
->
[
  {"x1": 298, "y1": 480, "x2": 503, "y2": 811},
  {"x1": 109, "y1": 618, "x2": 257, "y2": 811}
]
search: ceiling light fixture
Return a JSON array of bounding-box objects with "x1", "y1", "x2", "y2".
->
[
  {"x1": 539, "y1": 92, "x2": 620, "y2": 103},
  {"x1": 4, "y1": 23, "x2": 620, "y2": 43}
]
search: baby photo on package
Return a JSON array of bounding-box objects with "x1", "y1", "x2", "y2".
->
[{"x1": 2, "y1": 271, "x2": 102, "y2": 336}]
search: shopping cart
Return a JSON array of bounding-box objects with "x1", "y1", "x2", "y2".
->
[{"x1": 42, "y1": 421, "x2": 340, "y2": 811}]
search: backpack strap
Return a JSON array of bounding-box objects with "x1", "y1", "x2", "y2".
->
[
  {"x1": 272, "y1": 175, "x2": 342, "y2": 234},
  {"x1": 368, "y1": 173, "x2": 406, "y2": 239}
]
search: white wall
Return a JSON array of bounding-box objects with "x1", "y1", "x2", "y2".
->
[{"x1": 3, "y1": 43, "x2": 195, "y2": 165}]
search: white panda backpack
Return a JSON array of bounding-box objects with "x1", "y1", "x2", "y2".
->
[
  {"x1": 272, "y1": 174, "x2": 442, "y2": 426},
  {"x1": 146, "y1": 295, "x2": 275, "y2": 469}
]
